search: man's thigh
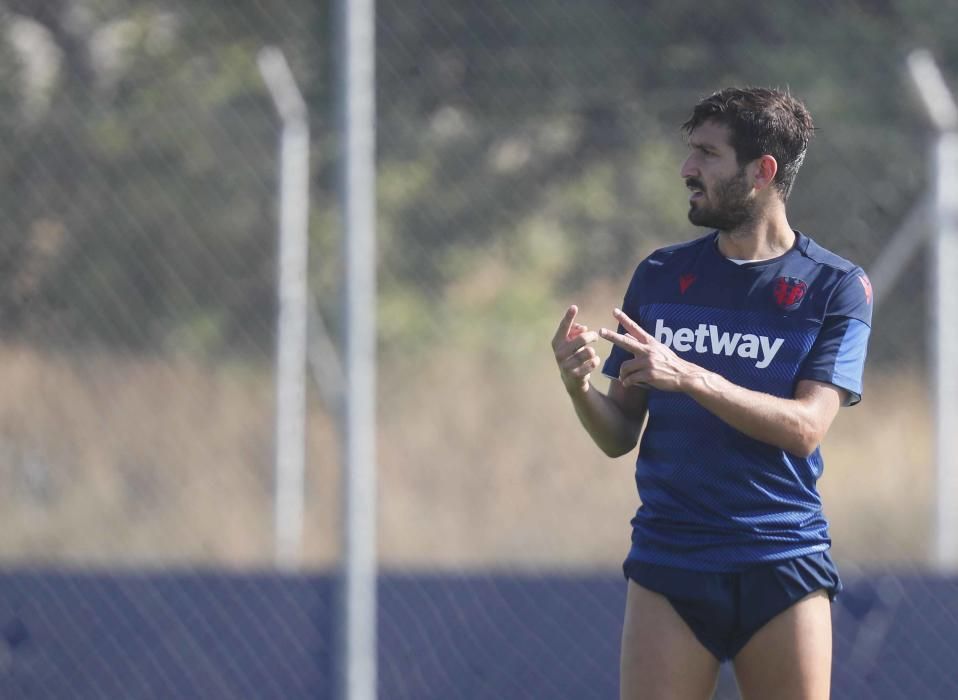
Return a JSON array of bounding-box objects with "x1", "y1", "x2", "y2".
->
[
  {"x1": 732, "y1": 589, "x2": 832, "y2": 700},
  {"x1": 620, "y1": 580, "x2": 720, "y2": 700}
]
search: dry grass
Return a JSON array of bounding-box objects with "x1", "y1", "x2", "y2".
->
[
  {"x1": 0, "y1": 334, "x2": 936, "y2": 572},
  {"x1": 0, "y1": 345, "x2": 340, "y2": 568}
]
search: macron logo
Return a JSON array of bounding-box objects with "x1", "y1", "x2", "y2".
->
[{"x1": 654, "y1": 319, "x2": 784, "y2": 369}]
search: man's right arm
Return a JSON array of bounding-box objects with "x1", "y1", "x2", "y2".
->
[
  {"x1": 566, "y1": 379, "x2": 648, "y2": 457},
  {"x1": 552, "y1": 305, "x2": 649, "y2": 458}
]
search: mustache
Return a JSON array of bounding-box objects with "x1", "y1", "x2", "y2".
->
[{"x1": 685, "y1": 178, "x2": 705, "y2": 190}]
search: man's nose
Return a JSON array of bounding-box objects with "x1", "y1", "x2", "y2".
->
[{"x1": 680, "y1": 155, "x2": 697, "y2": 180}]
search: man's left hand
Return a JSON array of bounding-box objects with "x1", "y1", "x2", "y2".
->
[{"x1": 599, "y1": 308, "x2": 699, "y2": 393}]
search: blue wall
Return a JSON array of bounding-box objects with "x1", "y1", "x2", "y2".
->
[{"x1": 0, "y1": 570, "x2": 953, "y2": 698}]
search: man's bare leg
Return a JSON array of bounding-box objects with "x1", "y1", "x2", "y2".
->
[
  {"x1": 620, "y1": 580, "x2": 720, "y2": 700},
  {"x1": 732, "y1": 590, "x2": 832, "y2": 700}
]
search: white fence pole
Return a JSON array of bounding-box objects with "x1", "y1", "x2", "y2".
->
[
  {"x1": 908, "y1": 49, "x2": 958, "y2": 571},
  {"x1": 932, "y1": 130, "x2": 958, "y2": 571},
  {"x1": 258, "y1": 47, "x2": 310, "y2": 571},
  {"x1": 338, "y1": 0, "x2": 378, "y2": 697}
]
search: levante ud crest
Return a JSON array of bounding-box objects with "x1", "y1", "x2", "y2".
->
[{"x1": 773, "y1": 276, "x2": 807, "y2": 310}]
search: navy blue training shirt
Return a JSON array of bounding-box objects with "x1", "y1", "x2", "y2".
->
[{"x1": 602, "y1": 230, "x2": 872, "y2": 572}]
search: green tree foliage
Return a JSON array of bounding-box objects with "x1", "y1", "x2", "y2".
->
[{"x1": 0, "y1": 0, "x2": 954, "y2": 358}]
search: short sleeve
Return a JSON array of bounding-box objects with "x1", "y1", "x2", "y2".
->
[
  {"x1": 797, "y1": 268, "x2": 873, "y2": 405},
  {"x1": 602, "y1": 264, "x2": 645, "y2": 381}
]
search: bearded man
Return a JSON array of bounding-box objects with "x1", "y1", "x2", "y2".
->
[{"x1": 551, "y1": 87, "x2": 872, "y2": 700}]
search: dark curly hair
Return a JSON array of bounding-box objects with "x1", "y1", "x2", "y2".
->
[{"x1": 682, "y1": 87, "x2": 815, "y2": 201}]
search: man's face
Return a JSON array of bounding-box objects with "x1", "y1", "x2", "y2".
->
[{"x1": 680, "y1": 121, "x2": 756, "y2": 231}]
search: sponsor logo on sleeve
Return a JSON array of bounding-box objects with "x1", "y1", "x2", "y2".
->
[{"x1": 858, "y1": 274, "x2": 873, "y2": 305}]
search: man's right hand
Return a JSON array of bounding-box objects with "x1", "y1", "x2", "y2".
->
[{"x1": 551, "y1": 305, "x2": 602, "y2": 395}]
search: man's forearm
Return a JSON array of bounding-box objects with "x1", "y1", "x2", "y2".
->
[
  {"x1": 568, "y1": 383, "x2": 641, "y2": 458},
  {"x1": 680, "y1": 369, "x2": 828, "y2": 457}
]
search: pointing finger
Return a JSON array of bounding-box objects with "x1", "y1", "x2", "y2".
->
[
  {"x1": 613, "y1": 308, "x2": 653, "y2": 342},
  {"x1": 552, "y1": 305, "x2": 578, "y2": 348}
]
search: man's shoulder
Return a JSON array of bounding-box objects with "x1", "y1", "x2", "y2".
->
[
  {"x1": 643, "y1": 232, "x2": 714, "y2": 266},
  {"x1": 796, "y1": 232, "x2": 861, "y2": 275}
]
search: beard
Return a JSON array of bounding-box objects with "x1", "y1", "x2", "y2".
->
[{"x1": 687, "y1": 168, "x2": 756, "y2": 231}]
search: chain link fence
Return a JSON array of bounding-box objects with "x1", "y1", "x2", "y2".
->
[{"x1": 0, "y1": 1, "x2": 956, "y2": 698}]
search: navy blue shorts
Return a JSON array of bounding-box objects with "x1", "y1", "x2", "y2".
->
[{"x1": 623, "y1": 551, "x2": 842, "y2": 662}]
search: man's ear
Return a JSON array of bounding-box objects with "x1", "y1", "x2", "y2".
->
[{"x1": 752, "y1": 154, "x2": 779, "y2": 191}]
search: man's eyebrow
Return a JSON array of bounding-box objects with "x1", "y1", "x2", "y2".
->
[{"x1": 688, "y1": 139, "x2": 718, "y2": 152}]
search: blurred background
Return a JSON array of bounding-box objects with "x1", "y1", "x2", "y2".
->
[{"x1": 0, "y1": 1, "x2": 955, "y2": 698}]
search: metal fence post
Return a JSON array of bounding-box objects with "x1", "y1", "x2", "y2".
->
[
  {"x1": 908, "y1": 49, "x2": 958, "y2": 571},
  {"x1": 258, "y1": 47, "x2": 310, "y2": 571},
  {"x1": 338, "y1": 0, "x2": 378, "y2": 697}
]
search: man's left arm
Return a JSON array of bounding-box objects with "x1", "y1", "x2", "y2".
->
[
  {"x1": 677, "y1": 371, "x2": 841, "y2": 458},
  {"x1": 600, "y1": 308, "x2": 844, "y2": 458}
]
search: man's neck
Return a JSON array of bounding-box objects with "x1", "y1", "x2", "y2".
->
[{"x1": 715, "y1": 203, "x2": 795, "y2": 261}]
